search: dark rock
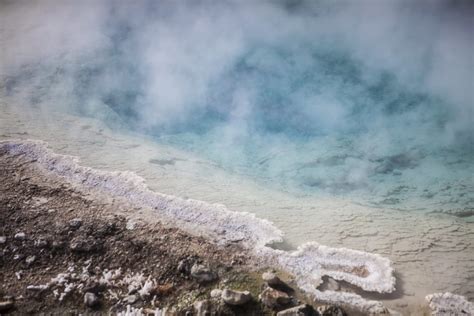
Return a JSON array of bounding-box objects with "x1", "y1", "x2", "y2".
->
[
  {"x1": 262, "y1": 271, "x2": 294, "y2": 293},
  {"x1": 259, "y1": 287, "x2": 291, "y2": 309},
  {"x1": 0, "y1": 300, "x2": 14, "y2": 312},
  {"x1": 317, "y1": 305, "x2": 347, "y2": 316},
  {"x1": 190, "y1": 264, "x2": 217, "y2": 283},
  {"x1": 277, "y1": 304, "x2": 319, "y2": 316},
  {"x1": 221, "y1": 289, "x2": 252, "y2": 305},
  {"x1": 177, "y1": 259, "x2": 191, "y2": 274}
]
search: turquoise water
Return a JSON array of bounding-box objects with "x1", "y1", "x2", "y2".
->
[{"x1": 1, "y1": 1, "x2": 473, "y2": 310}]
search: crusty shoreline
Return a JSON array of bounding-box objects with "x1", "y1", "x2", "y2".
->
[
  {"x1": 0, "y1": 142, "x2": 265, "y2": 314},
  {"x1": 0, "y1": 141, "x2": 344, "y2": 315},
  {"x1": 3, "y1": 140, "x2": 471, "y2": 315}
]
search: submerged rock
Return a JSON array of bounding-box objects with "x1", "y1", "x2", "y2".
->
[
  {"x1": 277, "y1": 304, "x2": 319, "y2": 316},
  {"x1": 260, "y1": 287, "x2": 291, "y2": 309},
  {"x1": 190, "y1": 264, "x2": 217, "y2": 283},
  {"x1": 221, "y1": 289, "x2": 252, "y2": 305}
]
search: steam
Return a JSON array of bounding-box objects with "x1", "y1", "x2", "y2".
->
[{"x1": 1, "y1": 0, "x2": 473, "y2": 200}]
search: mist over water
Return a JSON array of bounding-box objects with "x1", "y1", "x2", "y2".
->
[
  {"x1": 1, "y1": 0, "x2": 473, "y2": 211},
  {"x1": 2, "y1": 2, "x2": 474, "y2": 309}
]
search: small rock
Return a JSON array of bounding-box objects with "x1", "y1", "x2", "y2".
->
[
  {"x1": 68, "y1": 218, "x2": 82, "y2": 229},
  {"x1": 210, "y1": 289, "x2": 222, "y2": 298},
  {"x1": 156, "y1": 283, "x2": 174, "y2": 296},
  {"x1": 34, "y1": 238, "x2": 48, "y2": 248},
  {"x1": 177, "y1": 259, "x2": 191, "y2": 274},
  {"x1": 190, "y1": 264, "x2": 217, "y2": 283},
  {"x1": 125, "y1": 294, "x2": 138, "y2": 304},
  {"x1": 326, "y1": 278, "x2": 340, "y2": 291},
  {"x1": 51, "y1": 240, "x2": 64, "y2": 250},
  {"x1": 13, "y1": 254, "x2": 25, "y2": 261},
  {"x1": 48, "y1": 209, "x2": 56, "y2": 214},
  {"x1": 0, "y1": 236, "x2": 6, "y2": 244},
  {"x1": 277, "y1": 304, "x2": 319, "y2": 316},
  {"x1": 14, "y1": 232, "x2": 26, "y2": 240},
  {"x1": 262, "y1": 271, "x2": 286, "y2": 287},
  {"x1": 317, "y1": 305, "x2": 347, "y2": 316},
  {"x1": 0, "y1": 300, "x2": 14, "y2": 312},
  {"x1": 259, "y1": 287, "x2": 291, "y2": 309},
  {"x1": 25, "y1": 255, "x2": 36, "y2": 265},
  {"x1": 126, "y1": 220, "x2": 136, "y2": 230},
  {"x1": 70, "y1": 237, "x2": 100, "y2": 253},
  {"x1": 221, "y1": 289, "x2": 252, "y2": 305},
  {"x1": 84, "y1": 292, "x2": 99, "y2": 307},
  {"x1": 194, "y1": 299, "x2": 214, "y2": 316}
]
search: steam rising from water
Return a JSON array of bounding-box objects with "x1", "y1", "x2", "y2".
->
[{"x1": 1, "y1": 0, "x2": 473, "y2": 210}]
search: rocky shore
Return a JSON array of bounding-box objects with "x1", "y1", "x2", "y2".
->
[{"x1": 0, "y1": 144, "x2": 350, "y2": 315}]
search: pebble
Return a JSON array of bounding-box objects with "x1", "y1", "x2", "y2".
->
[
  {"x1": 277, "y1": 304, "x2": 318, "y2": 316},
  {"x1": 259, "y1": 287, "x2": 291, "y2": 309},
  {"x1": 14, "y1": 232, "x2": 26, "y2": 240},
  {"x1": 193, "y1": 299, "x2": 214, "y2": 316},
  {"x1": 47, "y1": 209, "x2": 56, "y2": 214},
  {"x1": 0, "y1": 236, "x2": 6, "y2": 244},
  {"x1": 68, "y1": 218, "x2": 83, "y2": 229},
  {"x1": 70, "y1": 237, "x2": 100, "y2": 253},
  {"x1": 84, "y1": 292, "x2": 99, "y2": 307},
  {"x1": 125, "y1": 294, "x2": 138, "y2": 304},
  {"x1": 325, "y1": 277, "x2": 340, "y2": 291},
  {"x1": 210, "y1": 289, "x2": 222, "y2": 298},
  {"x1": 221, "y1": 289, "x2": 252, "y2": 305},
  {"x1": 190, "y1": 264, "x2": 217, "y2": 283},
  {"x1": 35, "y1": 238, "x2": 48, "y2": 248},
  {"x1": 317, "y1": 305, "x2": 347, "y2": 316},
  {"x1": 26, "y1": 255, "x2": 36, "y2": 265}
]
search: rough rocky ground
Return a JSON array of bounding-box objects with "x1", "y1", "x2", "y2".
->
[{"x1": 0, "y1": 146, "x2": 348, "y2": 315}]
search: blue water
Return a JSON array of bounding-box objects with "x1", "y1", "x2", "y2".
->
[{"x1": 2, "y1": 0, "x2": 473, "y2": 215}]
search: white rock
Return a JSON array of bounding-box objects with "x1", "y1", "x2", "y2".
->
[
  {"x1": 26, "y1": 255, "x2": 36, "y2": 265},
  {"x1": 14, "y1": 232, "x2": 26, "y2": 240},
  {"x1": 221, "y1": 289, "x2": 252, "y2": 305},
  {"x1": 210, "y1": 289, "x2": 222, "y2": 298},
  {"x1": 0, "y1": 236, "x2": 6, "y2": 244},
  {"x1": 84, "y1": 292, "x2": 99, "y2": 307},
  {"x1": 277, "y1": 304, "x2": 316, "y2": 316},
  {"x1": 190, "y1": 264, "x2": 217, "y2": 283}
]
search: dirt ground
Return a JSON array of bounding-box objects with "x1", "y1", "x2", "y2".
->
[{"x1": 0, "y1": 146, "x2": 276, "y2": 315}]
